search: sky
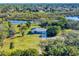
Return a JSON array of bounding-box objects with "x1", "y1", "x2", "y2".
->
[{"x1": 0, "y1": 0, "x2": 79, "y2": 3}]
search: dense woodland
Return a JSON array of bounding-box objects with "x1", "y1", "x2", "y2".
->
[{"x1": 0, "y1": 4, "x2": 79, "y2": 56}]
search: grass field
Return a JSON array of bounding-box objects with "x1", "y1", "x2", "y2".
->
[
  {"x1": 0, "y1": 23, "x2": 42, "y2": 55},
  {"x1": 3, "y1": 35, "x2": 41, "y2": 50}
]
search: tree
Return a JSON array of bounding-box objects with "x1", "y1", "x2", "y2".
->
[
  {"x1": 66, "y1": 46, "x2": 79, "y2": 56},
  {"x1": 41, "y1": 30, "x2": 79, "y2": 56},
  {"x1": 40, "y1": 20, "x2": 49, "y2": 28},
  {"x1": 63, "y1": 31, "x2": 79, "y2": 47},
  {"x1": 25, "y1": 21, "x2": 31, "y2": 28},
  {"x1": 17, "y1": 24, "x2": 26, "y2": 36},
  {"x1": 41, "y1": 39, "x2": 79, "y2": 56},
  {"x1": 43, "y1": 39, "x2": 66, "y2": 56},
  {"x1": 56, "y1": 16, "x2": 67, "y2": 29},
  {"x1": 64, "y1": 20, "x2": 79, "y2": 30},
  {"x1": 46, "y1": 26, "x2": 61, "y2": 37},
  {"x1": 8, "y1": 22, "x2": 12, "y2": 28},
  {"x1": 22, "y1": 48, "x2": 39, "y2": 56}
]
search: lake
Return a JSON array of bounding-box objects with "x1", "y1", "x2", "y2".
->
[
  {"x1": 8, "y1": 20, "x2": 33, "y2": 24},
  {"x1": 8, "y1": 16, "x2": 79, "y2": 25},
  {"x1": 65, "y1": 16, "x2": 79, "y2": 21}
]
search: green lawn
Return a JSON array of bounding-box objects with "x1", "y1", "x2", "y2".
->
[
  {"x1": 2, "y1": 35, "x2": 41, "y2": 49},
  {"x1": 0, "y1": 34, "x2": 41, "y2": 55},
  {"x1": 0, "y1": 23, "x2": 42, "y2": 55}
]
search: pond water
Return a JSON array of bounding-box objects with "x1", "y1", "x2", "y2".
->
[
  {"x1": 40, "y1": 32, "x2": 47, "y2": 39},
  {"x1": 31, "y1": 28, "x2": 47, "y2": 39},
  {"x1": 8, "y1": 16, "x2": 79, "y2": 25},
  {"x1": 8, "y1": 20, "x2": 33, "y2": 24},
  {"x1": 65, "y1": 16, "x2": 79, "y2": 21}
]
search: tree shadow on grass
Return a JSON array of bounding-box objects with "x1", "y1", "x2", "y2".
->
[{"x1": 27, "y1": 31, "x2": 33, "y2": 35}]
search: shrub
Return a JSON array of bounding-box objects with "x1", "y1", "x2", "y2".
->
[
  {"x1": 65, "y1": 20, "x2": 79, "y2": 30},
  {"x1": 41, "y1": 39, "x2": 79, "y2": 56},
  {"x1": 11, "y1": 48, "x2": 39, "y2": 56},
  {"x1": 46, "y1": 26, "x2": 61, "y2": 37}
]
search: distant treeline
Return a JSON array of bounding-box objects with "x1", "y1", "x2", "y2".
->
[
  {"x1": 0, "y1": 3, "x2": 79, "y2": 12},
  {"x1": 0, "y1": 3, "x2": 79, "y2": 8}
]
